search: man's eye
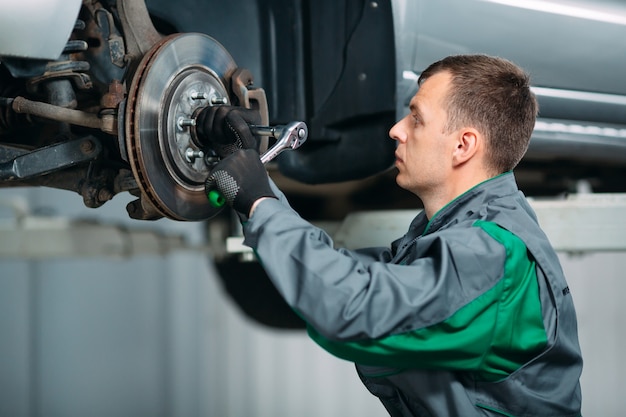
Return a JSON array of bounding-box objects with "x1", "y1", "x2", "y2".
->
[{"x1": 412, "y1": 115, "x2": 420, "y2": 125}]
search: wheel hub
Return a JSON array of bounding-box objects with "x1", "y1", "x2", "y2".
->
[{"x1": 125, "y1": 33, "x2": 236, "y2": 221}]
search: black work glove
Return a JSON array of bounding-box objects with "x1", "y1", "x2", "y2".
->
[
  {"x1": 205, "y1": 148, "x2": 276, "y2": 215},
  {"x1": 195, "y1": 105, "x2": 262, "y2": 157}
]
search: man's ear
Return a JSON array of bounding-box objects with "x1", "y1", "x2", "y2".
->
[{"x1": 452, "y1": 128, "x2": 480, "y2": 166}]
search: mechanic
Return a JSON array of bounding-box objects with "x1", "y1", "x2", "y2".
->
[{"x1": 201, "y1": 54, "x2": 583, "y2": 416}]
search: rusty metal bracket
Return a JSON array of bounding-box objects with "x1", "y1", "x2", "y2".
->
[
  {"x1": 115, "y1": 0, "x2": 162, "y2": 62},
  {"x1": 0, "y1": 136, "x2": 102, "y2": 181}
]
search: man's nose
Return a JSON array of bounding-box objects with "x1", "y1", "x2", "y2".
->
[{"x1": 389, "y1": 118, "x2": 405, "y2": 142}]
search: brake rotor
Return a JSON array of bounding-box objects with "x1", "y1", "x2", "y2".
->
[{"x1": 125, "y1": 33, "x2": 236, "y2": 221}]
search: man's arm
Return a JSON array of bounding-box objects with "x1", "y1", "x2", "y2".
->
[
  {"x1": 243, "y1": 199, "x2": 504, "y2": 338},
  {"x1": 244, "y1": 207, "x2": 547, "y2": 379}
]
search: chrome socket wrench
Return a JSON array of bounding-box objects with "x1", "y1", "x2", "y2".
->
[{"x1": 207, "y1": 121, "x2": 308, "y2": 208}]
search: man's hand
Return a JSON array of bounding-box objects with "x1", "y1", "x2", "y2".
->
[
  {"x1": 194, "y1": 105, "x2": 262, "y2": 157},
  {"x1": 205, "y1": 149, "x2": 276, "y2": 216}
]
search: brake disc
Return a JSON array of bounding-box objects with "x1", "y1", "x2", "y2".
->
[{"x1": 125, "y1": 33, "x2": 236, "y2": 221}]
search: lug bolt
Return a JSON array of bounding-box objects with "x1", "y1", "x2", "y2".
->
[
  {"x1": 211, "y1": 96, "x2": 228, "y2": 105},
  {"x1": 190, "y1": 91, "x2": 208, "y2": 100},
  {"x1": 185, "y1": 148, "x2": 205, "y2": 163},
  {"x1": 204, "y1": 154, "x2": 219, "y2": 165},
  {"x1": 178, "y1": 117, "x2": 196, "y2": 128}
]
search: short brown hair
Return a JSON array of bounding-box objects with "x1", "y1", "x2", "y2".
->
[{"x1": 419, "y1": 55, "x2": 538, "y2": 173}]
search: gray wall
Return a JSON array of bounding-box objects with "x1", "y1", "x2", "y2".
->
[{"x1": 0, "y1": 187, "x2": 215, "y2": 417}]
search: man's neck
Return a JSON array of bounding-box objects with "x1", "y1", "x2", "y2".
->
[{"x1": 421, "y1": 171, "x2": 494, "y2": 219}]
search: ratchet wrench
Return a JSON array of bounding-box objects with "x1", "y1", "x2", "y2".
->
[{"x1": 207, "y1": 121, "x2": 308, "y2": 208}]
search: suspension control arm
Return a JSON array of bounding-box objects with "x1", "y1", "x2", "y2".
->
[{"x1": 0, "y1": 137, "x2": 102, "y2": 181}]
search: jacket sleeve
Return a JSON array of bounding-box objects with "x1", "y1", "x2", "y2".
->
[
  {"x1": 265, "y1": 179, "x2": 394, "y2": 266},
  {"x1": 243, "y1": 198, "x2": 506, "y2": 340}
]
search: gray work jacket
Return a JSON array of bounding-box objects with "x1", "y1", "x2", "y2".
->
[{"x1": 243, "y1": 172, "x2": 582, "y2": 416}]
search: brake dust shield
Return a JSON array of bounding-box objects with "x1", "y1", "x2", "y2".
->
[{"x1": 125, "y1": 33, "x2": 236, "y2": 221}]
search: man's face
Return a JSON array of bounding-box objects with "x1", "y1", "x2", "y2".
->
[{"x1": 389, "y1": 71, "x2": 458, "y2": 196}]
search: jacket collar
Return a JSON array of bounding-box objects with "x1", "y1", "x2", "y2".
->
[{"x1": 414, "y1": 172, "x2": 520, "y2": 236}]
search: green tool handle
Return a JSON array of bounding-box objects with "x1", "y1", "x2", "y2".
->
[{"x1": 207, "y1": 189, "x2": 226, "y2": 208}]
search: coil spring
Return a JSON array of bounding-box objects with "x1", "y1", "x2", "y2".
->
[
  {"x1": 27, "y1": 19, "x2": 93, "y2": 96},
  {"x1": 0, "y1": 18, "x2": 94, "y2": 135}
]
